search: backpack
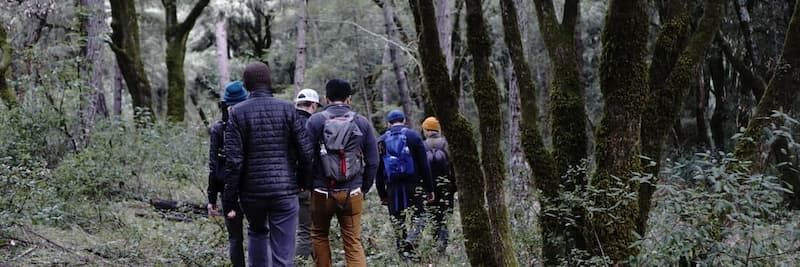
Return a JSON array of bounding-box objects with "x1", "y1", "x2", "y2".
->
[
  {"x1": 381, "y1": 128, "x2": 415, "y2": 183},
  {"x1": 426, "y1": 139, "x2": 450, "y2": 178},
  {"x1": 319, "y1": 110, "x2": 364, "y2": 183}
]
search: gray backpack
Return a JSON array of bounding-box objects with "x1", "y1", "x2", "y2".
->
[{"x1": 320, "y1": 110, "x2": 364, "y2": 183}]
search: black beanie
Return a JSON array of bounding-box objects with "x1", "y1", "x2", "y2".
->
[
  {"x1": 325, "y1": 79, "x2": 352, "y2": 101},
  {"x1": 243, "y1": 62, "x2": 272, "y2": 91}
]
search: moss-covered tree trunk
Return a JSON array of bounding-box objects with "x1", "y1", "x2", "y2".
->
[
  {"x1": 588, "y1": 0, "x2": 649, "y2": 262},
  {"x1": 499, "y1": 0, "x2": 562, "y2": 265},
  {"x1": 464, "y1": 0, "x2": 517, "y2": 265},
  {"x1": 163, "y1": 0, "x2": 210, "y2": 122},
  {"x1": 530, "y1": 0, "x2": 588, "y2": 262},
  {"x1": 293, "y1": 0, "x2": 307, "y2": 94},
  {"x1": 639, "y1": 0, "x2": 723, "y2": 234},
  {"x1": 735, "y1": 0, "x2": 800, "y2": 205},
  {"x1": 0, "y1": 25, "x2": 16, "y2": 109},
  {"x1": 109, "y1": 0, "x2": 154, "y2": 119},
  {"x1": 408, "y1": 0, "x2": 495, "y2": 265}
]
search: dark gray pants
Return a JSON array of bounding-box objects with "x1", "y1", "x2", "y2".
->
[{"x1": 295, "y1": 191, "x2": 312, "y2": 258}]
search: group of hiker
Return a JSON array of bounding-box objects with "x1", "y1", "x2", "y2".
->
[{"x1": 206, "y1": 61, "x2": 457, "y2": 267}]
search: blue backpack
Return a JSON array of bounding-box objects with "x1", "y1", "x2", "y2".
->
[{"x1": 382, "y1": 128, "x2": 415, "y2": 182}]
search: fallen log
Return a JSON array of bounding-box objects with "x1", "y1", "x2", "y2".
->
[{"x1": 148, "y1": 198, "x2": 207, "y2": 215}]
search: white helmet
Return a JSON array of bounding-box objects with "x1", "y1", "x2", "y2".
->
[{"x1": 295, "y1": 88, "x2": 320, "y2": 104}]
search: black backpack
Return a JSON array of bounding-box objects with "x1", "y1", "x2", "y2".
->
[{"x1": 426, "y1": 139, "x2": 450, "y2": 178}]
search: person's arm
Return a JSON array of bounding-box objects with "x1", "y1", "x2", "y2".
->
[
  {"x1": 376, "y1": 137, "x2": 388, "y2": 201},
  {"x1": 290, "y1": 110, "x2": 314, "y2": 189},
  {"x1": 208, "y1": 124, "x2": 220, "y2": 205},
  {"x1": 223, "y1": 114, "x2": 244, "y2": 216},
  {"x1": 410, "y1": 132, "x2": 434, "y2": 194},
  {"x1": 360, "y1": 117, "x2": 379, "y2": 195}
]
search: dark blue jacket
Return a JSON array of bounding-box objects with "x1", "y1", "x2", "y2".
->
[
  {"x1": 305, "y1": 104, "x2": 379, "y2": 193},
  {"x1": 207, "y1": 121, "x2": 226, "y2": 204},
  {"x1": 293, "y1": 109, "x2": 313, "y2": 189},
  {"x1": 223, "y1": 90, "x2": 314, "y2": 205},
  {"x1": 376, "y1": 125, "x2": 434, "y2": 200}
]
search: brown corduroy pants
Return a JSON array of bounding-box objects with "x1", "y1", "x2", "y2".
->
[{"x1": 310, "y1": 189, "x2": 366, "y2": 267}]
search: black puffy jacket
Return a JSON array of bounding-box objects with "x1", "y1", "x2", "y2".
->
[{"x1": 223, "y1": 90, "x2": 314, "y2": 205}]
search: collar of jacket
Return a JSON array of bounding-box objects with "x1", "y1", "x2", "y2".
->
[
  {"x1": 296, "y1": 109, "x2": 312, "y2": 118},
  {"x1": 249, "y1": 90, "x2": 273, "y2": 98},
  {"x1": 323, "y1": 103, "x2": 352, "y2": 111}
]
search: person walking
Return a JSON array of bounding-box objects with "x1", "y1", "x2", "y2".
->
[
  {"x1": 207, "y1": 81, "x2": 248, "y2": 267},
  {"x1": 293, "y1": 88, "x2": 321, "y2": 260},
  {"x1": 305, "y1": 79, "x2": 379, "y2": 267},
  {"x1": 376, "y1": 110, "x2": 435, "y2": 260},
  {"x1": 421, "y1": 116, "x2": 456, "y2": 254},
  {"x1": 223, "y1": 62, "x2": 314, "y2": 267}
]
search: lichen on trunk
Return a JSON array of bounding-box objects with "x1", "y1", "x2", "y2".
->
[
  {"x1": 408, "y1": 0, "x2": 495, "y2": 265},
  {"x1": 0, "y1": 25, "x2": 16, "y2": 109},
  {"x1": 163, "y1": 0, "x2": 210, "y2": 122},
  {"x1": 464, "y1": 0, "x2": 518, "y2": 265},
  {"x1": 588, "y1": 0, "x2": 649, "y2": 262}
]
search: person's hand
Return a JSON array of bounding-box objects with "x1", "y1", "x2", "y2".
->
[
  {"x1": 226, "y1": 210, "x2": 237, "y2": 219},
  {"x1": 207, "y1": 203, "x2": 220, "y2": 217}
]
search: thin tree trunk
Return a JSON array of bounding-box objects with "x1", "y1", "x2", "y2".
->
[
  {"x1": 588, "y1": 0, "x2": 649, "y2": 262},
  {"x1": 638, "y1": 0, "x2": 723, "y2": 235},
  {"x1": 0, "y1": 25, "x2": 16, "y2": 109},
  {"x1": 380, "y1": 43, "x2": 391, "y2": 106},
  {"x1": 735, "y1": 0, "x2": 800, "y2": 169},
  {"x1": 293, "y1": 0, "x2": 307, "y2": 93},
  {"x1": 109, "y1": 0, "x2": 154, "y2": 121},
  {"x1": 505, "y1": 62, "x2": 528, "y2": 202},
  {"x1": 78, "y1": 0, "x2": 109, "y2": 150},
  {"x1": 381, "y1": 0, "x2": 413, "y2": 126},
  {"x1": 734, "y1": 0, "x2": 761, "y2": 77},
  {"x1": 113, "y1": 65, "x2": 123, "y2": 119},
  {"x1": 408, "y1": 0, "x2": 495, "y2": 265},
  {"x1": 435, "y1": 0, "x2": 453, "y2": 74},
  {"x1": 464, "y1": 0, "x2": 518, "y2": 265},
  {"x1": 163, "y1": 0, "x2": 210, "y2": 122},
  {"x1": 215, "y1": 10, "x2": 230, "y2": 89},
  {"x1": 500, "y1": 0, "x2": 561, "y2": 265}
]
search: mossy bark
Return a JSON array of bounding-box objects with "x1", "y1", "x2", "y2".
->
[
  {"x1": 464, "y1": 0, "x2": 518, "y2": 265},
  {"x1": 409, "y1": 0, "x2": 495, "y2": 265},
  {"x1": 499, "y1": 0, "x2": 562, "y2": 265},
  {"x1": 163, "y1": 0, "x2": 210, "y2": 122},
  {"x1": 109, "y1": 0, "x2": 154, "y2": 119},
  {"x1": 0, "y1": 25, "x2": 16, "y2": 109},
  {"x1": 589, "y1": 0, "x2": 649, "y2": 262},
  {"x1": 639, "y1": 0, "x2": 723, "y2": 235},
  {"x1": 735, "y1": 0, "x2": 800, "y2": 200},
  {"x1": 530, "y1": 0, "x2": 588, "y2": 263}
]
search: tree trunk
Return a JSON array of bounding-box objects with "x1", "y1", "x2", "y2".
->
[
  {"x1": 735, "y1": 0, "x2": 800, "y2": 170},
  {"x1": 215, "y1": 10, "x2": 230, "y2": 89},
  {"x1": 380, "y1": 43, "x2": 391, "y2": 106},
  {"x1": 530, "y1": 0, "x2": 588, "y2": 261},
  {"x1": 77, "y1": 0, "x2": 109, "y2": 149},
  {"x1": 163, "y1": 0, "x2": 210, "y2": 122},
  {"x1": 109, "y1": 0, "x2": 154, "y2": 121},
  {"x1": 505, "y1": 62, "x2": 528, "y2": 203},
  {"x1": 381, "y1": 0, "x2": 413, "y2": 126},
  {"x1": 588, "y1": 0, "x2": 649, "y2": 262},
  {"x1": 435, "y1": 0, "x2": 454, "y2": 74},
  {"x1": 500, "y1": 0, "x2": 562, "y2": 265},
  {"x1": 734, "y1": 0, "x2": 763, "y2": 82},
  {"x1": 293, "y1": 0, "x2": 307, "y2": 93},
  {"x1": 113, "y1": 65, "x2": 123, "y2": 119},
  {"x1": 0, "y1": 25, "x2": 16, "y2": 109},
  {"x1": 408, "y1": 0, "x2": 495, "y2": 265},
  {"x1": 638, "y1": 0, "x2": 723, "y2": 235},
  {"x1": 464, "y1": 0, "x2": 517, "y2": 265}
]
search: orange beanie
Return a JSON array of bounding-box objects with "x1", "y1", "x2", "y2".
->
[{"x1": 422, "y1": 117, "x2": 441, "y2": 131}]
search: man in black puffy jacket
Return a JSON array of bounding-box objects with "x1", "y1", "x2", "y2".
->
[{"x1": 223, "y1": 62, "x2": 314, "y2": 267}]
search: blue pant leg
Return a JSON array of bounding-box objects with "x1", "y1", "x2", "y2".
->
[
  {"x1": 268, "y1": 195, "x2": 299, "y2": 267},
  {"x1": 243, "y1": 201, "x2": 270, "y2": 267}
]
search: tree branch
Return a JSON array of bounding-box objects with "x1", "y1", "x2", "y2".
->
[
  {"x1": 716, "y1": 33, "x2": 767, "y2": 100},
  {"x1": 179, "y1": 0, "x2": 210, "y2": 34},
  {"x1": 0, "y1": 26, "x2": 11, "y2": 71},
  {"x1": 310, "y1": 18, "x2": 419, "y2": 68}
]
